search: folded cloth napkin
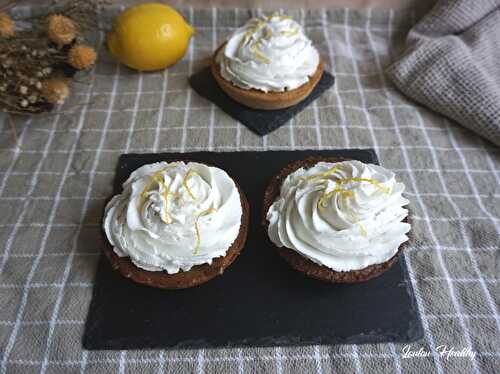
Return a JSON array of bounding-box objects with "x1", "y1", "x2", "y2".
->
[{"x1": 387, "y1": 0, "x2": 500, "y2": 146}]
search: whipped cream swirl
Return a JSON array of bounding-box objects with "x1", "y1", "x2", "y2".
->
[
  {"x1": 103, "y1": 161, "x2": 243, "y2": 274},
  {"x1": 266, "y1": 160, "x2": 410, "y2": 272},
  {"x1": 217, "y1": 13, "x2": 320, "y2": 92}
]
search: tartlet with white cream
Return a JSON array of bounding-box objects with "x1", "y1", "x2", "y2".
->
[
  {"x1": 103, "y1": 161, "x2": 249, "y2": 289},
  {"x1": 263, "y1": 157, "x2": 411, "y2": 283},
  {"x1": 212, "y1": 13, "x2": 323, "y2": 110}
]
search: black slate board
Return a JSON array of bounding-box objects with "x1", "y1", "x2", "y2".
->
[
  {"x1": 83, "y1": 150, "x2": 423, "y2": 350},
  {"x1": 189, "y1": 67, "x2": 335, "y2": 136}
]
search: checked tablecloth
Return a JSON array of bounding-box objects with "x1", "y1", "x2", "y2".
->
[{"x1": 0, "y1": 5, "x2": 499, "y2": 374}]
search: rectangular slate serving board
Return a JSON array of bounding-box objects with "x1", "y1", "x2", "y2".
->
[{"x1": 83, "y1": 150, "x2": 423, "y2": 350}]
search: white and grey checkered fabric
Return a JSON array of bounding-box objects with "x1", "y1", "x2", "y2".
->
[{"x1": 0, "y1": 6, "x2": 499, "y2": 374}]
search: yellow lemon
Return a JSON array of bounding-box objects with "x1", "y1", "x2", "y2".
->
[{"x1": 107, "y1": 3, "x2": 194, "y2": 71}]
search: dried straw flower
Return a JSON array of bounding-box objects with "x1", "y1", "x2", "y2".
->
[
  {"x1": 1, "y1": 1, "x2": 99, "y2": 114},
  {"x1": 0, "y1": 12, "x2": 15, "y2": 38},
  {"x1": 41, "y1": 79, "x2": 70, "y2": 105},
  {"x1": 68, "y1": 44, "x2": 97, "y2": 70},
  {"x1": 47, "y1": 14, "x2": 76, "y2": 46}
]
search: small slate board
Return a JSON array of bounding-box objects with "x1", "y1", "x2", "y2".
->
[
  {"x1": 189, "y1": 67, "x2": 335, "y2": 136},
  {"x1": 83, "y1": 150, "x2": 423, "y2": 350}
]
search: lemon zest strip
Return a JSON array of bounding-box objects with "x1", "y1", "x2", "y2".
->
[
  {"x1": 250, "y1": 42, "x2": 271, "y2": 64},
  {"x1": 159, "y1": 178, "x2": 175, "y2": 224},
  {"x1": 182, "y1": 169, "x2": 200, "y2": 201},
  {"x1": 358, "y1": 223, "x2": 367, "y2": 236},
  {"x1": 243, "y1": 19, "x2": 266, "y2": 44},
  {"x1": 193, "y1": 207, "x2": 217, "y2": 254},
  {"x1": 138, "y1": 166, "x2": 174, "y2": 212}
]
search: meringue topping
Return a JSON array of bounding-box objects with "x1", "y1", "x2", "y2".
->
[
  {"x1": 103, "y1": 161, "x2": 243, "y2": 274},
  {"x1": 217, "y1": 13, "x2": 320, "y2": 92},
  {"x1": 266, "y1": 160, "x2": 411, "y2": 272}
]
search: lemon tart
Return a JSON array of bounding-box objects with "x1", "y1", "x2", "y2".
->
[
  {"x1": 213, "y1": 13, "x2": 323, "y2": 110},
  {"x1": 103, "y1": 161, "x2": 249, "y2": 289},
  {"x1": 263, "y1": 157, "x2": 411, "y2": 283}
]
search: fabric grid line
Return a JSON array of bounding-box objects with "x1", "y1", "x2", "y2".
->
[{"x1": 0, "y1": 5, "x2": 499, "y2": 374}]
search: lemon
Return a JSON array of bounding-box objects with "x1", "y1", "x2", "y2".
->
[{"x1": 107, "y1": 3, "x2": 194, "y2": 71}]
